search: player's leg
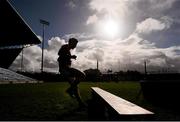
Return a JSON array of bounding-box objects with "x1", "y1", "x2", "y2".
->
[
  {"x1": 60, "y1": 68, "x2": 75, "y2": 98},
  {"x1": 64, "y1": 77, "x2": 76, "y2": 99},
  {"x1": 69, "y1": 68, "x2": 86, "y2": 107},
  {"x1": 70, "y1": 68, "x2": 86, "y2": 85}
]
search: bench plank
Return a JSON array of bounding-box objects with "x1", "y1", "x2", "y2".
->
[{"x1": 91, "y1": 87, "x2": 154, "y2": 115}]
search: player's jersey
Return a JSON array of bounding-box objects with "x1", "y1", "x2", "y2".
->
[{"x1": 58, "y1": 44, "x2": 72, "y2": 70}]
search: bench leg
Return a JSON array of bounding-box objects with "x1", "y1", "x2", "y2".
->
[{"x1": 88, "y1": 91, "x2": 107, "y2": 120}]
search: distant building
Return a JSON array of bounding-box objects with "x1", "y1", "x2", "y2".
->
[{"x1": 0, "y1": 0, "x2": 41, "y2": 68}]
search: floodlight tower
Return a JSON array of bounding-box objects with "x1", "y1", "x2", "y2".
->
[
  {"x1": 40, "y1": 19, "x2": 50, "y2": 73},
  {"x1": 144, "y1": 60, "x2": 147, "y2": 75},
  {"x1": 21, "y1": 47, "x2": 24, "y2": 72},
  {"x1": 97, "y1": 59, "x2": 99, "y2": 70}
]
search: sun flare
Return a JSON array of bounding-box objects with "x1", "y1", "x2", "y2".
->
[
  {"x1": 98, "y1": 18, "x2": 122, "y2": 39},
  {"x1": 103, "y1": 20, "x2": 119, "y2": 37}
]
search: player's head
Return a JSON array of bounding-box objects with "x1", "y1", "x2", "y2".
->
[{"x1": 68, "y1": 38, "x2": 78, "y2": 49}]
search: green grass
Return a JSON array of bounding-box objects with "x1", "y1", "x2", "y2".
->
[{"x1": 0, "y1": 81, "x2": 179, "y2": 120}]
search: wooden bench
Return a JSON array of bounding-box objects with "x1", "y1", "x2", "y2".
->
[{"x1": 89, "y1": 87, "x2": 154, "y2": 120}]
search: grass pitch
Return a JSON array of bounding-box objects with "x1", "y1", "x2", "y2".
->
[{"x1": 0, "y1": 81, "x2": 179, "y2": 120}]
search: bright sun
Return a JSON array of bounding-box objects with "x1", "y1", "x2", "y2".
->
[
  {"x1": 103, "y1": 20, "x2": 119, "y2": 37},
  {"x1": 98, "y1": 19, "x2": 121, "y2": 38},
  {"x1": 97, "y1": 18, "x2": 124, "y2": 39}
]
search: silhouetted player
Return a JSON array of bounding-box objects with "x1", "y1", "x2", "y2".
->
[{"x1": 58, "y1": 38, "x2": 86, "y2": 107}]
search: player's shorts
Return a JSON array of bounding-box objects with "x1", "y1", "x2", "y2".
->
[{"x1": 60, "y1": 67, "x2": 85, "y2": 80}]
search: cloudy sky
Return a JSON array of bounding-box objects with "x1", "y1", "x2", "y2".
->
[{"x1": 9, "y1": 0, "x2": 180, "y2": 73}]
